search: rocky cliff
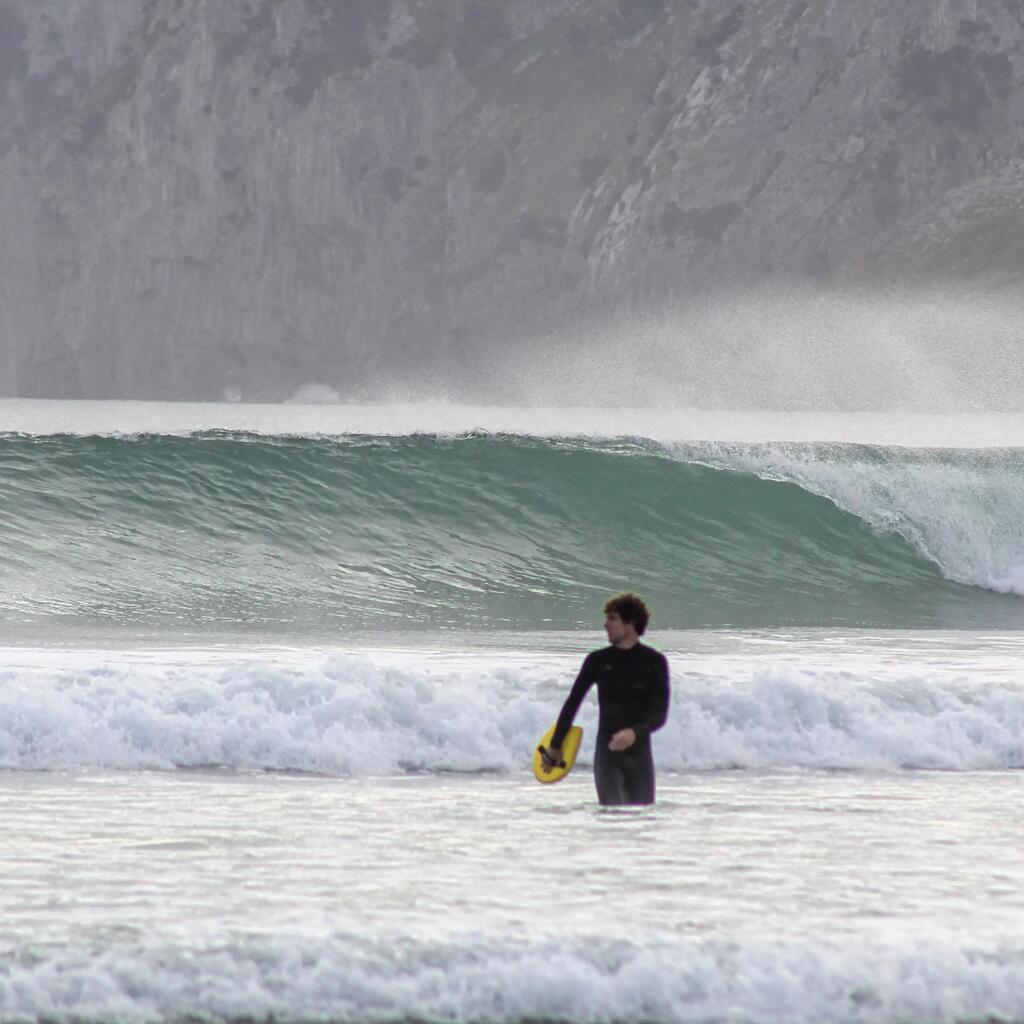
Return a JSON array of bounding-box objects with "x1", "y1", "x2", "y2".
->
[{"x1": 2, "y1": 0, "x2": 1023, "y2": 402}]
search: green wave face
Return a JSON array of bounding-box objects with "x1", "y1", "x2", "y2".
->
[{"x1": 1, "y1": 432, "x2": 1022, "y2": 637}]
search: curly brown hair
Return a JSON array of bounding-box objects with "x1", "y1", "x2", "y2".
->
[{"x1": 603, "y1": 592, "x2": 651, "y2": 636}]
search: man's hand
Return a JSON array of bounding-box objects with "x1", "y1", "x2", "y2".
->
[
  {"x1": 539, "y1": 745, "x2": 563, "y2": 773},
  {"x1": 608, "y1": 728, "x2": 636, "y2": 752}
]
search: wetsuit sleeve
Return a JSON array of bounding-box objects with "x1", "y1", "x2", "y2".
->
[
  {"x1": 549, "y1": 654, "x2": 597, "y2": 749},
  {"x1": 633, "y1": 653, "x2": 670, "y2": 738}
]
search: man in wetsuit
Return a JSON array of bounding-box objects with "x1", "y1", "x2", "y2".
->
[{"x1": 539, "y1": 592, "x2": 670, "y2": 806}]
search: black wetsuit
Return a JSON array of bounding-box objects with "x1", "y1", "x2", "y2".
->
[{"x1": 550, "y1": 642, "x2": 670, "y2": 806}]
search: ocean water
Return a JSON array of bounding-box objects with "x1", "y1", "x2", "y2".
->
[{"x1": 2, "y1": 400, "x2": 1024, "y2": 1024}]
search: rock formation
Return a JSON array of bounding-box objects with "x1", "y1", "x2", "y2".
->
[{"x1": 1, "y1": 0, "x2": 1022, "y2": 402}]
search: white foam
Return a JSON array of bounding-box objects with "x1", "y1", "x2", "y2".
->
[
  {"x1": 1, "y1": 649, "x2": 1022, "y2": 774},
  {"x1": 660, "y1": 667, "x2": 1024, "y2": 770},
  {"x1": 0, "y1": 651, "x2": 559, "y2": 774},
  {"x1": 2, "y1": 932, "x2": 1024, "y2": 1023}
]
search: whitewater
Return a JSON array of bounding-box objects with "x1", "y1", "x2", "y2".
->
[{"x1": 2, "y1": 400, "x2": 1024, "y2": 1024}]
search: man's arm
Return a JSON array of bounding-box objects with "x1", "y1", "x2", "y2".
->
[
  {"x1": 548, "y1": 654, "x2": 596, "y2": 751},
  {"x1": 632, "y1": 653, "x2": 670, "y2": 739}
]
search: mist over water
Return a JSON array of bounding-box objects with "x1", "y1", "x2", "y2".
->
[{"x1": 475, "y1": 287, "x2": 1024, "y2": 413}]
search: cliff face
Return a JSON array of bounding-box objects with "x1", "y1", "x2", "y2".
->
[{"x1": 2, "y1": 0, "x2": 1023, "y2": 401}]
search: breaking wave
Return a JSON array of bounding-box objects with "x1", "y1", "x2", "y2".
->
[
  {"x1": 1, "y1": 431, "x2": 1023, "y2": 634},
  {"x1": 2, "y1": 652, "x2": 1022, "y2": 774},
  {"x1": 3, "y1": 931, "x2": 1024, "y2": 1024}
]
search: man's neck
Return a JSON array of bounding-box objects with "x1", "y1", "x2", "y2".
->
[{"x1": 613, "y1": 637, "x2": 640, "y2": 650}]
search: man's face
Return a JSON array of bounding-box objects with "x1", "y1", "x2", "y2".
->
[{"x1": 604, "y1": 612, "x2": 628, "y2": 643}]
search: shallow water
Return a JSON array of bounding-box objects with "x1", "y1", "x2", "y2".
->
[
  {"x1": 2, "y1": 632, "x2": 1024, "y2": 1023},
  {"x1": 5, "y1": 765, "x2": 1024, "y2": 948}
]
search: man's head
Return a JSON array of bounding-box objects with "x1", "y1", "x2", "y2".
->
[{"x1": 603, "y1": 592, "x2": 650, "y2": 646}]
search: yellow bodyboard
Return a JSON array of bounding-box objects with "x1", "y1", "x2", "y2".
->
[{"x1": 532, "y1": 723, "x2": 583, "y2": 784}]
